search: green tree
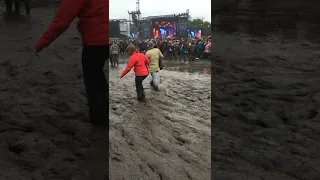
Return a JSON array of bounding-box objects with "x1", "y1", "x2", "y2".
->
[{"x1": 188, "y1": 18, "x2": 211, "y2": 30}]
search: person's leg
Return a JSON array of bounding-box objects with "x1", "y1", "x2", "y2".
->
[
  {"x1": 111, "y1": 54, "x2": 115, "y2": 66},
  {"x1": 82, "y1": 45, "x2": 109, "y2": 126},
  {"x1": 113, "y1": 54, "x2": 116, "y2": 66},
  {"x1": 150, "y1": 72, "x2": 159, "y2": 90},
  {"x1": 115, "y1": 54, "x2": 119, "y2": 66},
  {"x1": 135, "y1": 76, "x2": 146, "y2": 101},
  {"x1": 141, "y1": 75, "x2": 147, "y2": 97}
]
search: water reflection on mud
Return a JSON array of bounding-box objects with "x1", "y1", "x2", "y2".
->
[{"x1": 162, "y1": 60, "x2": 211, "y2": 75}]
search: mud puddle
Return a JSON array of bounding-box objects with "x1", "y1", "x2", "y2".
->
[{"x1": 109, "y1": 63, "x2": 211, "y2": 180}]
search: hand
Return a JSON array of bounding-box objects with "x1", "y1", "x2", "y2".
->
[{"x1": 33, "y1": 43, "x2": 44, "y2": 55}]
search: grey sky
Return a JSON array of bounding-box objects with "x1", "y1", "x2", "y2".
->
[{"x1": 110, "y1": 0, "x2": 211, "y2": 22}]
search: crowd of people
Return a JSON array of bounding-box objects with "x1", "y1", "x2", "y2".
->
[
  {"x1": 111, "y1": 37, "x2": 212, "y2": 102},
  {"x1": 109, "y1": 37, "x2": 212, "y2": 64}
]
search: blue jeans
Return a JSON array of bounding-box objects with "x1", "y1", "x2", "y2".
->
[
  {"x1": 150, "y1": 72, "x2": 158, "y2": 90},
  {"x1": 180, "y1": 51, "x2": 186, "y2": 61}
]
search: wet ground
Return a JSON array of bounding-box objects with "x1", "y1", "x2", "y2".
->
[
  {"x1": 212, "y1": 33, "x2": 320, "y2": 180},
  {"x1": 109, "y1": 58, "x2": 211, "y2": 179}
]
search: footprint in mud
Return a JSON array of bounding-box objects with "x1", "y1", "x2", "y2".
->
[
  {"x1": 8, "y1": 142, "x2": 28, "y2": 155},
  {"x1": 175, "y1": 136, "x2": 190, "y2": 145}
]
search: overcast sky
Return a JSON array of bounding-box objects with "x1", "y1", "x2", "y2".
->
[{"x1": 110, "y1": 0, "x2": 211, "y2": 22}]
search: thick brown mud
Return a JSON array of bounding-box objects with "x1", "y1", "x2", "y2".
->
[
  {"x1": 109, "y1": 60, "x2": 211, "y2": 180},
  {"x1": 212, "y1": 34, "x2": 320, "y2": 180}
]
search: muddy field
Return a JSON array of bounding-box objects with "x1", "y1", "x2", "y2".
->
[
  {"x1": 109, "y1": 59, "x2": 211, "y2": 180},
  {"x1": 0, "y1": 7, "x2": 109, "y2": 179},
  {"x1": 212, "y1": 33, "x2": 320, "y2": 180}
]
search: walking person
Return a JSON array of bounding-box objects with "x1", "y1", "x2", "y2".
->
[
  {"x1": 179, "y1": 40, "x2": 187, "y2": 62},
  {"x1": 110, "y1": 41, "x2": 120, "y2": 66},
  {"x1": 120, "y1": 45, "x2": 150, "y2": 101},
  {"x1": 166, "y1": 42, "x2": 174, "y2": 60},
  {"x1": 33, "y1": 0, "x2": 109, "y2": 126},
  {"x1": 145, "y1": 42, "x2": 163, "y2": 91}
]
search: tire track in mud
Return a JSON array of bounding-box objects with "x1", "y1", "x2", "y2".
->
[{"x1": 109, "y1": 66, "x2": 211, "y2": 180}]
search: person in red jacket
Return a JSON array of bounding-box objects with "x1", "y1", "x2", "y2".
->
[
  {"x1": 120, "y1": 45, "x2": 150, "y2": 101},
  {"x1": 34, "y1": 0, "x2": 109, "y2": 126}
]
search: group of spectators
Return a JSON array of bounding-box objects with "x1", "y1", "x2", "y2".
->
[{"x1": 109, "y1": 37, "x2": 212, "y2": 62}]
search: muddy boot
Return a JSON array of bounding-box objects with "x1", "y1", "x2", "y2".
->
[
  {"x1": 138, "y1": 97, "x2": 146, "y2": 102},
  {"x1": 138, "y1": 92, "x2": 146, "y2": 101}
]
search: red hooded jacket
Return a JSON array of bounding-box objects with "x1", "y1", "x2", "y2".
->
[
  {"x1": 34, "y1": 0, "x2": 109, "y2": 52},
  {"x1": 120, "y1": 51, "x2": 150, "y2": 78}
]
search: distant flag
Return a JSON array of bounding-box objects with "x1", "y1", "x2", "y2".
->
[{"x1": 186, "y1": 9, "x2": 189, "y2": 14}]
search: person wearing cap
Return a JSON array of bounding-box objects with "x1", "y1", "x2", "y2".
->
[
  {"x1": 145, "y1": 42, "x2": 163, "y2": 91},
  {"x1": 33, "y1": 0, "x2": 109, "y2": 126},
  {"x1": 120, "y1": 45, "x2": 150, "y2": 101}
]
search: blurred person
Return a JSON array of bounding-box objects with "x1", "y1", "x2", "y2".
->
[
  {"x1": 174, "y1": 41, "x2": 180, "y2": 59},
  {"x1": 189, "y1": 41, "x2": 196, "y2": 61},
  {"x1": 5, "y1": 0, "x2": 30, "y2": 16},
  {"x1": 34, "y1": 0, "x2": 109, "y2": 126},
  {"x1": 140, "y1": 41, "x2": 148, "y2": 54},
  {"x1": 197, "y1": 41, "x2": 205, "y2": 59},
  {"x1": 119, "y1": 41, "x2": 126, "y2": 55},
  {"x1": 166, "y1": 42, "x2": 174, "y2": 60},
  {"x1": 204, "y1": 40, "x2": 211, "y2": 59},
  {"x1": 120, "y1": 45, "x2": 150, "y2": 101},
  {"x1": 110, "y1": 41, "x2": 120, "y2": 66},
  {"x1": 179, "y1": 40, "x2": 187, "y2": 62},
  {"x1": 145, "y1": 42, "x2": 163, "y2": 91}
]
